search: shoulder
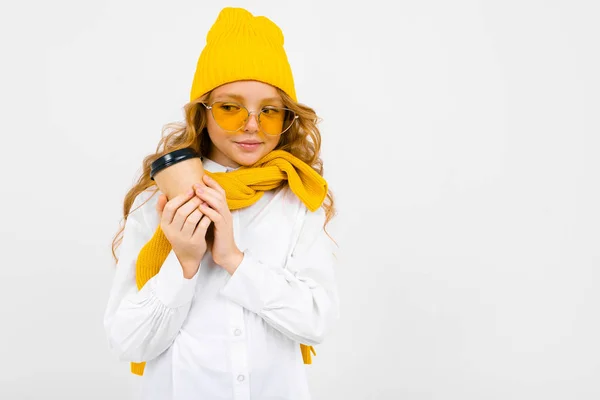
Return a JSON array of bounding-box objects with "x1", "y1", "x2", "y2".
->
[{"x1": 276, "y1": 185, "x2": 327, "y2": 231}]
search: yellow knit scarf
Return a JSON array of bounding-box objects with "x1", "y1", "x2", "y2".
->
[{"x1": 130, "y1": 150, "x2": 328, "y2": 375}]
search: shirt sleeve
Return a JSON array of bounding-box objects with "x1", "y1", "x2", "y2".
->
[
  {"x1": 220, "y1": 206, "x2": 340, "y2": 346},
  {"x1": 103, "y1": 191, "x2": 200, "y2": 363}
]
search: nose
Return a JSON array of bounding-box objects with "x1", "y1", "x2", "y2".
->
[{"x1": 243, "y1": 112, "x2": 260, "y2": 133}]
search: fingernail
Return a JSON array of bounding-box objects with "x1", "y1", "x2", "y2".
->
[
  {"x1": 194, "y1": 183, "x2": 202, "y2": 189},
  {"x1": 187, "y1": 189, "x2": 194, "y2": 196},
  {"x1": 196, "y1": 187, "x2": 204, "y2": 194}
]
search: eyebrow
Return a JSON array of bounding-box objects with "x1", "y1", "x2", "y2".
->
[{"x1": 215, "y1": 93, "x2": 282, "y2": 104}]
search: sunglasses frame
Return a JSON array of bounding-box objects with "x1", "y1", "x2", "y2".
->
[{"x1": 200, "y1": 101, "x2": 299, "y2": 136}]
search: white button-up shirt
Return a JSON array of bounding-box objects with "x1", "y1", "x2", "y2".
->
[{"x1": 104, "y1": 157, "x2": 340, "y2": 400}]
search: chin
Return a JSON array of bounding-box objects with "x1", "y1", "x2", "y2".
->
[{"x1": 231, "y1": 150, "x2": 265, "y2": 166}]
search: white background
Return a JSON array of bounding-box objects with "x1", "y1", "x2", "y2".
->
[{"x1": 1, "y1": 0, "x2": 599, "y2": 399}]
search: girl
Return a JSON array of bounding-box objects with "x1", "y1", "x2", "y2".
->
[{"x1": 104, "y1": 7, "x2": 340, "y2": 400}]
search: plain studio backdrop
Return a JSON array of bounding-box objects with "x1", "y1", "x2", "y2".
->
[{"x1": 0, "y1": 0, "x2": 598, "y2": 399}]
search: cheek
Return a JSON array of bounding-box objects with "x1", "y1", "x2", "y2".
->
[
  {"x1": 264, "y1": 135, "x2": 280, "y2": 152},
  {"x1": 206, "y1": 121, "x2": 228, "y2": 144}
]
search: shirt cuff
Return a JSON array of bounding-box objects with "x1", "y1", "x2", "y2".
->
[
  {"x1": 220, "y1": 250, "x2": 268, "y2": 314},
  {"x1": 149, "y1": 249, "x2": 199, "y2": 308}
]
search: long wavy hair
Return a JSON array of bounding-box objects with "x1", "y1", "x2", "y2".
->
[{"x1": 111, "y1": 87, "x2": 336, "y2": 263}]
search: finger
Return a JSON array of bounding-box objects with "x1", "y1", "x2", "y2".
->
[
  {"x1": 192, "y1": 214, "x2": 212, "y2": 239},
  {"x1": 156, "y1": 194, "x2": 168, "y2": 216},
  {"x1": 162, "y1": 188, "x2": 196, "y2": 225},
  {"x1": 181, "y1": 209, "x2": 203, "y2": 238},
  {"x1": 203, "y1": 174, "x2": 226, "y2": 197},
  {"x1": 172, "y1": 196, "x2": 202, "y2": 231},
  {"x1": 198, "y1": 202, "x2": 223, "y2": 226},
  {"x1": 196, "y1": 187, "x2": 226, "y2": 213}
]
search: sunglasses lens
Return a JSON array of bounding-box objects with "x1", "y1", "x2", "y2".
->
[
  {"x1": 210, "y1": 102, "x2": 296, "y2": 135},
  {"x1": 211, "y1": 102, "x2": 247, "y2": 131},
  {"x1": 260, "y1": 108, "x2": 296, "y2": 135}
]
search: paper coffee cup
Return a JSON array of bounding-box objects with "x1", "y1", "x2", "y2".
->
[{"x1": 150, "y1": 148, "x2": 205, "y2": 200}]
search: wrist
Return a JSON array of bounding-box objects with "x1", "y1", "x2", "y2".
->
[
  {"x1": 221, "y1": 249, "x2": 244, "y2": 274},
  {"x1": 175, "y1": 253, "x2": 201, "y2": 279},
  {"x1": 182, "y1": 263, "x2": 200, "y2": 279}
]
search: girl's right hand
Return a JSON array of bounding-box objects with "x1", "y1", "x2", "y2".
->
[{"x1": 156, "y1": 188, "x2": 211, "y2": 278}]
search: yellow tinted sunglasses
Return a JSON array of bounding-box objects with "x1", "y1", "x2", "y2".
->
[{"x1": 201, "y1": 101, "x2": 298, "y2": 136}]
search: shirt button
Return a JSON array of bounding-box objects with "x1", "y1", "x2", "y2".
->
[
  {"x1": 237, "y1": 374, "x2": 245, "y2": 382},
  {"x1": 234, "y1": 329, "x2": 242, "y2": 336}
]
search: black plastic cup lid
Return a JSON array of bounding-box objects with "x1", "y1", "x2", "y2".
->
[{"x1": 150, "y1": 147, "x2": 201, "y2": 181}]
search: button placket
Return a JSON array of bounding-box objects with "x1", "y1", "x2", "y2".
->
[{"x1": 228, "y1": 207, "x2": 250, "y2": 399}]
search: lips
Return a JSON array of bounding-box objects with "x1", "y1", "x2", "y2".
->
[
  {"x1": 236, "y1": 139, "x2": 262, "y2": 144},
  {"x1": 235, "y1": 141, "x2": 263, "y2": 150}
]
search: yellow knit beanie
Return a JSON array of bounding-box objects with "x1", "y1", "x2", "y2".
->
[{"x1": 190, "y1": 7, "x2": 297, "y2": 102}]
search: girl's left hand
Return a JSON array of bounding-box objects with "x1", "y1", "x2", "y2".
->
[{"x1": 194, "y1": 174, "x2": 244, "y2": 273}]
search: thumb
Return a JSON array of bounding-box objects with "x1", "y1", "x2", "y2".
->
[{"x1": 156, "y1": 194, "x2": 167, "y2": 216}]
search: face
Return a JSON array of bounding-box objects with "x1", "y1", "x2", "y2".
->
[{"x1": 203, "y1": 80, "x2": 284, "y2": 168}]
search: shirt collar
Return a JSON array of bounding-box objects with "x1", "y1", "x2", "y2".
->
[{"x1": 202, "y1": 157, "x2": 239, "y2": 173}]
